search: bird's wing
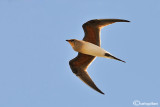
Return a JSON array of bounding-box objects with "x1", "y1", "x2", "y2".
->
[
  {"x1": 69, "y1": 53, "x2": 104, "y2": 94},
  {"x1": 82, "y1": 19, "x2": 130, "y2": 46}
]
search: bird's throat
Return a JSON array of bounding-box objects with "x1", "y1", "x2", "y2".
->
[{"x1": 69, "y1": 42, "x2": 74, "y2": 47}]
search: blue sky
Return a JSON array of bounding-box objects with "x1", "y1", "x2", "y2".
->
[{"x1": 0, "y1": 0, "x2": 160, "y2": 107}]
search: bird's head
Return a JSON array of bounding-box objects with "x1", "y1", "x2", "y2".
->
[
  {"x1": 66, "y1": 39, "x2": 76, "y2": 47},
  {"x1": 66, "y1": 39, "x2": 83, "y2": 52}
]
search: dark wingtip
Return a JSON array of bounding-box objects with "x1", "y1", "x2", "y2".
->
[
  {"x1": 76, "y1": 70, "x2": 105, "y2": 95},
  {"x1": 96, "y1": 88, "x2": 105, "y2": 95},
  {"x1": 118, "y1": 19, "x2": 130, "y2": 22},
  {"x1": 125, "y1": 20, "x2": 130, "y2": 22},
  {"x1": 122, "y1": 60, "x2": 126, "y2": 63},
  {"x1": 99, "y1": 19, "x2": 130, "y2": 22},
  {"x1": 100, "y1": 91, "x2": 105, "y2": 95}
]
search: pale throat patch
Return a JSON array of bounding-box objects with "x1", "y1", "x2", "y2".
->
[{"x1": 68, "y1": 42, "x2": 74, "y2": 47}]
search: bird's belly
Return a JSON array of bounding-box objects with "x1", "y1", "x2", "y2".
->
[{"x1": 79, "y1": 43, "x2": 106, "y2": 57}]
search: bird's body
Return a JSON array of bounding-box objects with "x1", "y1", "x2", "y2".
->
[
  {"x1": 72, "y1": 39, "x2": 107, "y2": 58},
  {"x1": 66, "y1": 19, "x2": 130, "y2": 94}
]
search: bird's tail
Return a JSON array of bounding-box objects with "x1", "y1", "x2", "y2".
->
[{"x1": 105, "y1": 53, "x2": 126, "y2": 63}]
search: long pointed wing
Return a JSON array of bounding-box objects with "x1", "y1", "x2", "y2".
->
[
  {"x1": 69, "y1": 53, "x2": 104, "y2": 94},
  {"x1": 82, "y1": 19, "x2": 130, "y2": 46},
  {"x1": 77, "y1": 69, "x2": 104, "y2": 94}
]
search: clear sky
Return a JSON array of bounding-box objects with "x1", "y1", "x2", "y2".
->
[{"x1": 0, "y1": 0, "x2": 160, "y2": 107}]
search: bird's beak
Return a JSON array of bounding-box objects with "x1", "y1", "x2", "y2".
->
[{"x1": 66, "y1": 40, "x2": 74, "y2": 47}]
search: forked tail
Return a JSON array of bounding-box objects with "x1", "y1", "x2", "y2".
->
[{"x1": 105, "y1": 53, "x2": 126, "y2": 63}]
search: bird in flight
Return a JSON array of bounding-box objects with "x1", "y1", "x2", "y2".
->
[{"x1": 66, "y1": 19, "x2": 130, "y2": 94}]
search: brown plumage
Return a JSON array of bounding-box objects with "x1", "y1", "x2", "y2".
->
[{"x1": 67, "y1": 19, "x2": 130, "y2": 94}]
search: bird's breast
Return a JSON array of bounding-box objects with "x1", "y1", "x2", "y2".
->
[{"x1": 79, "y1": 42, "x2": 106, "y2": 57}]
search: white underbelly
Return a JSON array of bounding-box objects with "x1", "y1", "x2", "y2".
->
[{"x1": 79, "y1": 42, "x2": 107, "y2": 57}]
